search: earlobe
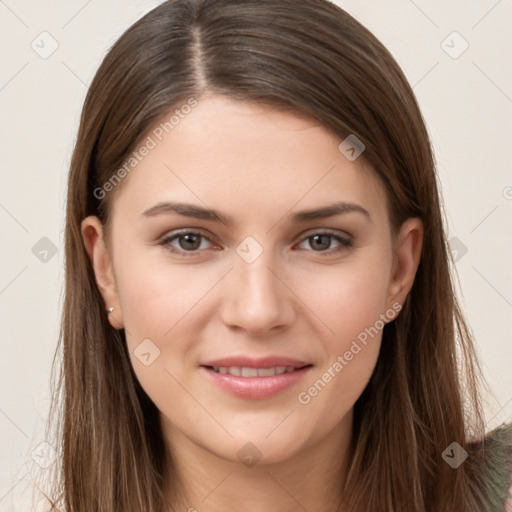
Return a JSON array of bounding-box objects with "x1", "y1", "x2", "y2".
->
[
  {"x1": 80, "y1": 216, "x2": 124, "y2": 329},
  {"x1": 387, "y1": 217, "x2": 423, "y2": 309}
]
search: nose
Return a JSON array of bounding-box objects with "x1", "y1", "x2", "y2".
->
[{"x1": 219, "y1": 248, "x2": 297, "y2": 335}]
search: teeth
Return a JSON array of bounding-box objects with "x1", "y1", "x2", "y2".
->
[
  {"x1": 241, "y1": 367, "x2": 258, "y2": 377},
  {"x1": 211, "y1": 366, "x2": 298, "y2": 377},
  {"x1": 257, "y1": 367, "x2": 277, "y2": 377},
  {"x1": 228, "y1": 367, "x2": 241, "y2": 376}
]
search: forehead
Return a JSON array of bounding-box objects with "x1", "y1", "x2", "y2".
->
[{"x1": 108, "y1": 94, "x2": 387, "y2": 226}]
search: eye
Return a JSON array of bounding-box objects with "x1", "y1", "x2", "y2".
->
[
  {"x1": 296, "y1": 231, "x2": 353, "y2": 254},
  {"x1": 160, "y1": 229, "x2": 353, "y2": 257},
  {"x1": 161, "y1": 230, "x2": 216, "y2": 256}
]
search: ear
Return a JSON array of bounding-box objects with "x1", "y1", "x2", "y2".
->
[
  {"x1": 81, "y1": 216, "x2": 124, "y2": 330},
  {"x1": 386, "y1": 217, "x2": 423, "y2": 310}
]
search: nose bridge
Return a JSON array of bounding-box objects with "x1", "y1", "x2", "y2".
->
[
  {"x1": 220, "y1": 239, "x2": 295, "y2": 333},
  {"x1": 239, "y1": 254, "x2": 278, "y2": 302}
]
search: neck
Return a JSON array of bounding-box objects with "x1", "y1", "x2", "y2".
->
[{"x1": 161, "y1": 411, "x2": 353, "y2": 512}]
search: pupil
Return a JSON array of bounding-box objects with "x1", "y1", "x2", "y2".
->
[
  {"x1": 179, "y1": 234, "x2": 200, "y2": 250},
  {"x1": 311, "y1": 235, "x2": 330, "y2": 251}
]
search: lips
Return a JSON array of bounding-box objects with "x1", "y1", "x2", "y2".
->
[
  {"x1": 201, "y1": 356, "x2": 311, "y2": 369},
  {"x1": 200, "y1": 356, "x2": 313, "y2": 399},
  {"x1": 210, "y1": 366, "x2": 297, "y2": 377}
]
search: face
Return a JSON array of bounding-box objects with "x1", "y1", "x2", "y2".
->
[{"x1": 82, "y1": 94, "x2": 421, "y2": 466}]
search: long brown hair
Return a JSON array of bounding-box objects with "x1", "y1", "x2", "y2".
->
[{"x1": 45, "y1": 0, "x2": 502, "y2": 510}]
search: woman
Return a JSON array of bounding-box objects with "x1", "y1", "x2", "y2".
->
[{"x1": 45, "y1": 0, "x2": 512, "y2": 510}]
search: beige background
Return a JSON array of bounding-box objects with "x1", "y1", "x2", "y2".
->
[{"x1": 1, "y1": 0, "x2": 511, "y2": 509}]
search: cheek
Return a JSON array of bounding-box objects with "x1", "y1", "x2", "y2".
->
[
  {"x1": 114, "y1": 248, "x2": 218, "y2": 342},
  {"x1": 292, "y1": 252, "x2": 391, "y2": 412},
  {"x1": 297, "y1": 254, "x2": 392, "y2": 346},
  {"x1": 113, "y1": 253, "x2": 212, "y2": 410},
  {"x1": 294, "y1": 272, "x2": 386, "y2": 437}
]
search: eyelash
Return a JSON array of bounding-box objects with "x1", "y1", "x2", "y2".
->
[{"x1": 159, "y1": 229, "x2": 353, "y2": 257}]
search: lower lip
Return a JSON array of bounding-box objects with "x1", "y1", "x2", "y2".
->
[{"x1": 200, "y1": 366, "x2": 313, "y2": 400}]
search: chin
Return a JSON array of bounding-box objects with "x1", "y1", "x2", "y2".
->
[{"x1": 210, "y1": 426, "x2": 312, "y2": 467}]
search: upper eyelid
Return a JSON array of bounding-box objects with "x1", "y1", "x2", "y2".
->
[
  {"x1": 298, "y1": 228, "x2": 352, "y2": 239},
  {"x1": 161, "y1": 228, "x2": 219, "y2": 245},
  {"x1": 161, "y1": 227, "x2": 351, "y2": 239}
]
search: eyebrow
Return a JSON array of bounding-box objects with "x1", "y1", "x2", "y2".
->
[{"x1": 141, "y1": 200, "x2": 372, "y2": 225}]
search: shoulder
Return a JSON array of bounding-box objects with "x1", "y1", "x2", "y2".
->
[{"x1": 468, "y1": 423, "x2": 512, "y2": 512}]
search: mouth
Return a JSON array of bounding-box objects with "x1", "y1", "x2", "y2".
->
[
  {"x1": 199, "y1": 358, "x2": 313, "y2": 399},
  {"x1": 205, "y1": 364, "x2": 311, "y2": 377}
]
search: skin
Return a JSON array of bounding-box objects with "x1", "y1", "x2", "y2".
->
[{"x1": 81, "y1": 94, "x2": 423, "y2": 512}]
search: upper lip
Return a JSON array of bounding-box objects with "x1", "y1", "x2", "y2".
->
[{"x1": 201, "y1": 356, "x2": 312, "y2": 369}]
